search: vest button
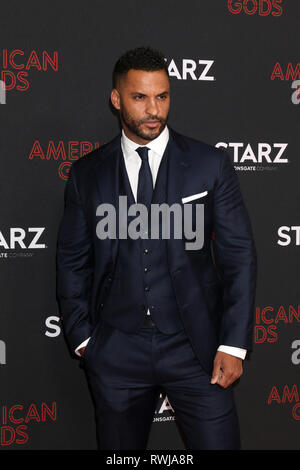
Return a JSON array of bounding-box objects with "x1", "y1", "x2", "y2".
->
[
  {"x1": 144, "y1": 267, "x2": 150, "y2": 273},
  {"x1": 143, "y1": 249, "x2": 149, "y2": 254},
  {"x1": 144, "y1": 285, "x2": 150, "y2": 291}
]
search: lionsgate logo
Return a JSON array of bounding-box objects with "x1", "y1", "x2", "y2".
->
[
  {"x1": 153, "y1": 393, "x2": 175, "y2": 423},
  {"x1": 0, "y1": 227, "x2": 47, "y2": 259},
  {"x1": 96, "y1": 196, "x2": 205, "y2": 250},
  {"x1": 216, "y1": 141, "x2": 289, "y2": 172}
]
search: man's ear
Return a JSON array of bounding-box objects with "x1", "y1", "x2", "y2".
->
[{"x1": 111, "y1": 88, "x2": 120, "y2": 111}]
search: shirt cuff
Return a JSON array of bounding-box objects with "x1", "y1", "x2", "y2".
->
[
  {"x1": 217, "y1": 345, "x2": 247, "y2": 360},
  {"x1": 75, "y1": 337, "x2": 91, "y2": 357}
]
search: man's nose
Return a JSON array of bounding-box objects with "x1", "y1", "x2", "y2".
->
[{"x1": 145, "y1": 98, "x2": 159, "y2": 116}]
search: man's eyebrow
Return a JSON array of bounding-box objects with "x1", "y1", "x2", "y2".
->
[{"x1": 129, "y1": 91, "x2": 169, "y2": 96}]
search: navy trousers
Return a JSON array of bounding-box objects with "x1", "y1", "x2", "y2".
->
[{"x1": 82, "y1": 320, "x2": 241, "y2": 450}]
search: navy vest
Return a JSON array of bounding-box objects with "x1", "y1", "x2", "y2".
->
[{"x1": 100, "y1": 143, "x2": 184, "y2": 334}]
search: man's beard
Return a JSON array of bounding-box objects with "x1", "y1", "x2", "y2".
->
[{"x1": 120, "y1": 109, "x2": 168, "y2": 141}]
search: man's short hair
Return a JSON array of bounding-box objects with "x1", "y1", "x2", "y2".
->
[{"x1": 112, "y1": 46, "x2": 168, "y2": 88}]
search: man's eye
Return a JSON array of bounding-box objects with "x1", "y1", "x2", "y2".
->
[
  {"x1": 134, "y1": 95, "x2": 144, "y2": 100},
  {"x1": 158, "y1": 95, "x2": 167, "y2": 100}
]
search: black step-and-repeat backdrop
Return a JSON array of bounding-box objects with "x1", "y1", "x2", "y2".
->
[{"x1": 0, "y1": 1, "x2": 299, "y2": 450}]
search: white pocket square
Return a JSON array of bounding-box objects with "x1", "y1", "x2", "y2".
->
[{"x1": 181, "y1": 191, "x2": 208, "y2": 204}]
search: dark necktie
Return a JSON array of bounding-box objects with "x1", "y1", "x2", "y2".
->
[{"x1": 136, "y1": 146, "x2": 153, "y2": 208}]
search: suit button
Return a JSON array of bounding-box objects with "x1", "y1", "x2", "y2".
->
[
  {"x1": 144, "y1": 267, "x2": 150, "y2": 273},
  {"x1": 108, "y1": 277, "x2": 112, "y2": 282},
  {"x1": 143, "y1": 249, "x2": 149, "y2": 254},
  {"x1": 100, "y1": 303, "x2": 104, "y2": 309},
  {"x1": 144, "y1": 285, "x2": 150, "y2": 291}
]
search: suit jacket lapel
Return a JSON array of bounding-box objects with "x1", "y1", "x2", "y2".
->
[
  {"x1": 166, "y1": 128, "x2": 190, "y2": 275},
  {"x1": 94, "y1": 133, "x2": 121, "y2": 268},
  {"x1": 166, "y1": 127, "x2": 190, "y2": 205}
]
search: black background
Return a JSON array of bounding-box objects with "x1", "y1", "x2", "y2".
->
[{"x1": 0, "y1": 0, "x2": 299, "y2": 450}]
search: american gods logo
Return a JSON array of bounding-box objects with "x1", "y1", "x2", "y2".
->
[
  {"x1": 0, "y1": 401, "x2": 57, "y2": 446},
  {"x1": 255, "y1": 305, "x2": 300, "y2": 344},
  {"x1": 0, "y1": 49, "x2": 59, "y2": 93},
  {"x1": 28, "y1": 140, "x2": 101, "y2": 181}
]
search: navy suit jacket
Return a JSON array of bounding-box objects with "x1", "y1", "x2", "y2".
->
[{"x1": 56, "y1": 127, "x2": 257, "y2": 372}]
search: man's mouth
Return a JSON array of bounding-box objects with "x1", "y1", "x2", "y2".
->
[{"x1": 143, "y1": 120, "x2": 161, "y2": 129}]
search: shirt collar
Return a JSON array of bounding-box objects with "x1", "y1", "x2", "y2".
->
[{"x1": 121, "y1": 125, "x2": 169, "y2": 159}]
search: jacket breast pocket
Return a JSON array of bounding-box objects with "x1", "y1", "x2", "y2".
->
[{"x1": 181, "y1": 190, "x2": 208, "y2": 204}]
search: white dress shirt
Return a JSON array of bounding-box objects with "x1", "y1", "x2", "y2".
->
[{"x1": 75, "y1": 125, "x2": 246, "y2": 360}]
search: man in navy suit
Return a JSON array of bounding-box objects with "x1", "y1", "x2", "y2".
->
[{"x1": 56, "y1": 46, "x2": 257, "y2": 450}]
